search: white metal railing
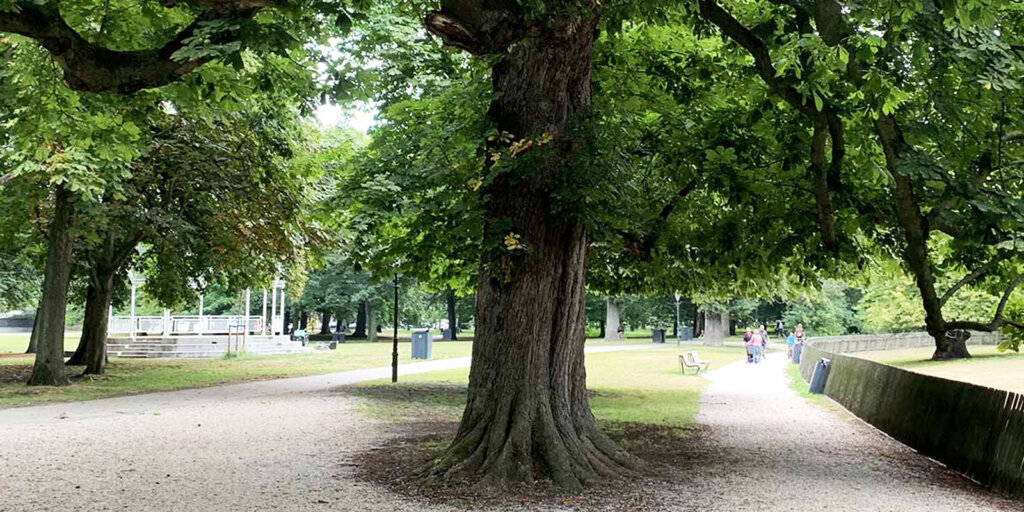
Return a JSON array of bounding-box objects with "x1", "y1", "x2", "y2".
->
[{"x1": 109, "y1": 315, "x2": 265, "y2": 336}]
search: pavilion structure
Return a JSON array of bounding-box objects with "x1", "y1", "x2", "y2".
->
[{"x1": 106, "y1": 274, "x2": 300, "y2": 357}]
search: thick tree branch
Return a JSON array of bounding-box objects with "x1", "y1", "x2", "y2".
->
[
  {"x1": 946, "y1": 273, "x2": 1024, "y2": 331},
  {"x1": 939, "y1": 253, "x2": 1008, "y2": 307},
  {"x1": 617, "y1": 176, "x2": 700, "y2": 261},
  {"x1": 698, "y1": 0, "x2": 817, "y2": 119},
  {"x1": 0, "y1": 2, "x2": 263, "y2": 92},
  {"x1": 700, "y1": 0, "x2": 845, "y2": 253},
  {"x1": 811, "y1": 121, "x2": 839, "y2": 252},
  {"x1": 424, "y1": 0, "x2": 524, "y2": 55}
]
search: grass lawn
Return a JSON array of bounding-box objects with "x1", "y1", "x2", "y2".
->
[
  {"x1": 784, "y1": 361, "x2": 841, "y2": 412},
  {"x1": 0, "y1": 340, "x2": 475, "y2": 408},
  {"x1": 348, "y1": 344, "x2": 748, "y2": 434},
  {"x1": 856, "y1": 345, "x2": 1024, "y2": 394},
  {"x1": 0, "y1": 333, "x2": 79, "y2": 354}
]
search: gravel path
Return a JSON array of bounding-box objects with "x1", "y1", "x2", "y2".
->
[
  {"x1": 0, "y1": 345, "x2": 651, "y2": 511},
  {"x1": 653, "y1": 352, "x2": 1022, "y2": 512}
]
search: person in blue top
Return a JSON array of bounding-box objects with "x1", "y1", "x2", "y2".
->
[{"x1": 785, "y1": 331, "x2": 796, "y2": 359}]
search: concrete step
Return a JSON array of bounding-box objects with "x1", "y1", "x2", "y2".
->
[{"x1": 107, "y1": 336, "x2": 311, "y2": 358}]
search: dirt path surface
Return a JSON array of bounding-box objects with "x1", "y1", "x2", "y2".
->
[
  {"x1": 657, "y1": 353, "x2": 1022, "y2": 512},
  {"x1": 0, "y1": 345, "x2": 650, "y2": 511}
]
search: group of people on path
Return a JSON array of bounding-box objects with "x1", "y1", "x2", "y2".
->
[{"x1": 744, "y1": 319, "x2": 806, "y2": 364}]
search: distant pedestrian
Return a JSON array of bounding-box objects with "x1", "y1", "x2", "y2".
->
[
  {"x1": 759, "y1": 324, "x2": 769, "y2": 358},
  {"x1": 775, "y1": 318, "x2": 785, "y2": 339},
  {"x1": 750, "y1": 329, "x2": 764, "y2": 363},
  {"x1": 744, "y1": 327, "x2": 754, "y2": 363},
  {"x1": 786, "y1": 331, "x2": 795, "y2": 358},
  {"x1": 794, "y1": 323, "x2": 806, "y2": 344}
]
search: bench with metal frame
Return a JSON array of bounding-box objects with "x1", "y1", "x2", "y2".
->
[{"x1": 679, "y1": 351, "x2": 711, "y2": 374}]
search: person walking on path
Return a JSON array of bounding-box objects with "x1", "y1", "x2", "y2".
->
[
  {"x1": 748, "y1": 329, "x2": 764, "y2": 364},
  {"x1": 785, "y1": 330, "x2": 795, "y2": 359},
  {"x1": 759, "y1": 324, "x2": 769, "y2": 358},
  {"x1": 794, "y1": 323, "x2": 806, "y2": 345},
  {"x1": 743, "y1": 327, "x2": 754, "y2": 363},
  {"x1": 775, "y1": 318, "x2": 785, "y2": 338}
]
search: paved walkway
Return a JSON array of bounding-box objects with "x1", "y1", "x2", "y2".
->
[
  {"x1": 655, "y1": 353, "x2": 1021, "y2": 511},
  {"x1": 1, "y1": 345, "x2": 1019, "y2": 511},
  {"x1": 0, "y1": 344, "x2": 651, "y2": 511}
]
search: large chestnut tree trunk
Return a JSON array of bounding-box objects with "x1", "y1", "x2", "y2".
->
[{"x1": 425, "y1": 13, "x2": 636, "y2": 490}]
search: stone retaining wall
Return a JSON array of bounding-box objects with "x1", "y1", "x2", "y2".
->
[{"x1": 798, "y1": 332, "x2": 1023, "y2": 498}]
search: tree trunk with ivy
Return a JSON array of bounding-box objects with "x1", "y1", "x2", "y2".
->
[{"x1": 425, "y1": 6, "x2": 636, "y2": 490}]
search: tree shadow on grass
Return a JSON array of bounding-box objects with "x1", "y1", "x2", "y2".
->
[{"x1": 333, "y1": 382, "x2": 705, "y2": 510}]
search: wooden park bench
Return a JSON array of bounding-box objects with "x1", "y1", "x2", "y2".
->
[{"x1": 679, "y1": 351, "x2": 711, "y2": 375}]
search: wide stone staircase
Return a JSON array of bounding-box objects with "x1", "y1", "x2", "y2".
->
[{"x1": 107, "y1": 335, "x2": 311, "y2": 358}]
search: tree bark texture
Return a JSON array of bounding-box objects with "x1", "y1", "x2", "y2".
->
[
  {"x1": 28, "y1": 186, "x2": 74, "y2": 386},
  {"x1": 319, "y1": 310, "x2": 332, "y2": 335},
  {"x1": 446, "y1": 288, "x2": 458, "y2": 341},
  {"x1": 25, "y1": 306, "x2": 40, "y2": 354},
  {"x1": 603, "y1": 299, "x2": 621, "y2": 341},
  {"x1": 366, "y1": 301, "x2": 378, "y2": 342},
  {"x1": 426, "y1": 17, "x2": 636, "y2": 490},
  {"x1": 703, "y1": 311, "x2": 727, "y2": 346},
  {"x1": 352, "y1": 301, "x2": 367, "y2": 337},
  {"x1": 298, "y1": 311, "x2": 307, "y2": 330},
  {"x1": 66, "y1": 276, "x2": 115, "y2": 374}
]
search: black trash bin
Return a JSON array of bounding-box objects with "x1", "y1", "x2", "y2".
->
[
  {"x1": 680, "y1": 326, "x2": 694, "y2": 341},
  {"x1": 808, "y1": 357, "x2": 831, "y2": 394},
  {"x1": 652, "y1": 329, "x2": 666, "y2": 344},
  {"x1": 412, "y1": 330, "x2": 433, "y2": 359}
]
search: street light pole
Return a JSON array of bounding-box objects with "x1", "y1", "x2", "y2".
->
[{"x1": 392, "y1": 273, "x2": 399, "y2": 383}]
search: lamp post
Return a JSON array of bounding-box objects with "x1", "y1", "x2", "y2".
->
[
  {"x1": 674, "y1": 292, "x2": 681, "y2": 346},
  {"x1": 392, "y1": 272, "x2": 400, "y2": 383}
]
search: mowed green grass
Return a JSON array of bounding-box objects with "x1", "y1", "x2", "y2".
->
[
  {"x1": 0, "y1": 341, "x2": 476, "y2": 408},
  {"x1": 857, "y1": 345, "x2": 1024, "y2": 394},
  {"x1": 349, "y1": 344, "x2": 748, "y2": 433},
  {"x1": 0, "y1": 333, "x2": 79, "y2": 354},
  {"x1": 0, "y1": 337, "x2": 670, "y2": 408}
]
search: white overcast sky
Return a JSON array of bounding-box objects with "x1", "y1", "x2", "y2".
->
[{"x1": 315, "y1": 101, "x2": 377, "y2": 133}]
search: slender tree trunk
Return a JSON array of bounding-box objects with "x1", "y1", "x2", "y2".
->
[
  {"x1": 445, "y1": 288, "x2": 458, "y2": 341},
  {"x1": 367, "y1": 301, "x2": 378, "y2": 342},
  {"x1": 597, "y1": 320, "x2": 605, "y2": 339},
  {"x1": 873, "y1": 117, "x2": 964, "y2": 359},
  {"x1": 427, "y1": 17, "x2": 636, "y2": 490},
  {"x1": 352, "y1": 301, "x2": 367, "y2": 338},
  {"x1": 299, "y1": 311, "x2": 307, "y2": 330},
  {"x1": 319, "y1": 310, "x2": 332, "y2": 335},
  {"x1": 66, "y1": 289, "x2": 92, "y2": 366},
  {"x1": 603, "y1": 299, "x2": 621, "y2": 341},
  {"x1": 25, "y1": 306, "x2": 40, "y2": 354},
  {"x1": 28, "y1": 186, "x2": 74, "y2": 386},
  {"x1": 704, "y1": 311, "x2": 726, "y2": 347},
  {"x1": 73, "y1": 276, "x2": 114, "y2": 374}
]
